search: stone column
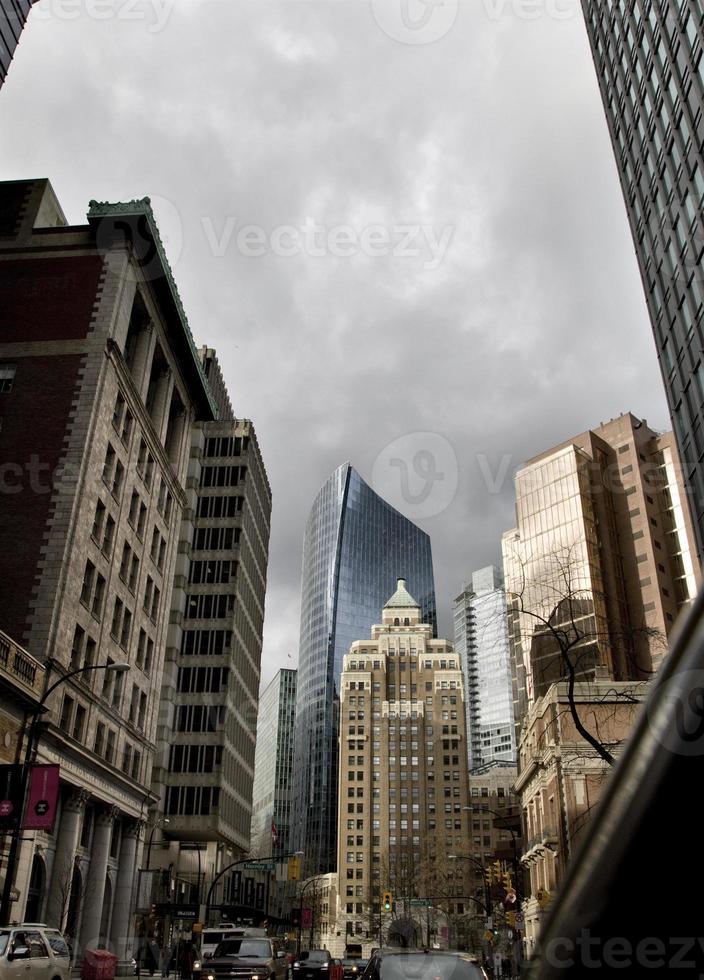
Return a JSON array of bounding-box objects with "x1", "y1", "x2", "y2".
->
[
  {"x1": 46, "y1": 789, "x2": 89, "y2": 930},
  {"x1": 80, "y1": 806, "x2": 118, "y2": 950},
  {"x1": 111, "y1": 819, "x2": 145, "y2": 973},
  {"x1": 130, "y1": 322, "x2": 156, "y2": 400},
  {"x1": 153, "y1": 367, "x2": 174, "y2": 443}
]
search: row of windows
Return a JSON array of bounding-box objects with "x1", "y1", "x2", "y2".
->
[
  {"x1": 181, "y1": 629, "x2": 232, "y2": 656},
  {"x1": 188, "y1": 559, "x2": 238, "y2": 585},
  {"x1": 185, "y1": 593, "x2": 235, "y2": 619},
  {"x1": 191, "y1": 525, "x2": 240, "y2": 551},
  {"x1": 174, "y1": 704, "x2": 226, "y2": 732},
  {"x1": 196, "y1": 495, "x2": 244, "y2": 519},
  {"x1": 164, "y1": 785, "x2": 220, "y2": 816},
  {"x1": 204, "y1": 435, "x2": 249, "y2": 457},
  {"x1": 176, "y1": 666, "x2": 229, "y2": 694},
  {"x1": 168, "y1": 743, "x2": 224, "y2": 773},
  {"x1": 200, "y1": 465, "x2": 247, "y2": 488}
]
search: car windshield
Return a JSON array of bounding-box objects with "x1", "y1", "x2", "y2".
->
[
  {"x1": 299, "y1": 952, "x2": 329, "y2": 962},
  {"x1": 214, "y1": 940, "x2": 271, "y2": 959},
  {"x1": 378, "y1": 955, "x2": 484, "y2": 980}
]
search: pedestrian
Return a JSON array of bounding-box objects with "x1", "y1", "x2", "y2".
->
[
  {"x1": 161, "y1": 944, "x2": 174, "y2": 978},
  {"x1": 180, "y1": 942, "x2": 196, "y2": 980}
]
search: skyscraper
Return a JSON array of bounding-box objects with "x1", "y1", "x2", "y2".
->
[
  {"x1": 250, "y1": 668, "x2": 298, "y2": 858},
  {"x1": 292, "y1": 462, "x2": 437, "y2": 875},
  {"x1": 581, "y1": 0, "x2": 704, "y2": 553},
  {"x1": 502, "y1": 413, "x2": 699, "y2": 729},
  {"x1": 453, "y1": 566, "x2": 515, "y2": 771},
  {"x1": 336, "y1": 580, "x2": 470, "y2": 953},
  {"x1": 1, "y1": 1, "x2": 33, "y2": 88}
]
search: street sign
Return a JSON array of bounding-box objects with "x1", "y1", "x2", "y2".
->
[
  {"x1": 244, "y1": 861, "x2": 275, "y2": 871},
  {"x1": 515, "y1": 913, "x2": 525, "y2": 929},
  {"x1": 410, "y1": 900, "x2": 430, "y2": 907}
]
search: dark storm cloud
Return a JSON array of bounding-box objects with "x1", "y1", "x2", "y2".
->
[{"x1": 0, "y1": 0, "x2": 668, "y2": 686}]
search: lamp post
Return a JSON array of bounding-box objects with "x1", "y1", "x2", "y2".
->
[
  {"x1": 146, "y1": 815, "x2": 171, "y2": 870},
  {"x1": 0, "y1": 659, "x2": 130, "y2": 925},
  {"x1": 295, "y1": 875, "x2": 324, "y2": 956},
  {"x1": 204, "y1": 850, "x2": 303, "y2": 926}
]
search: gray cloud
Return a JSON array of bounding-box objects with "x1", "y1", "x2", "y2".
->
[{"x1": 1, "y1": 0, "x2": 668, "y2": 688}]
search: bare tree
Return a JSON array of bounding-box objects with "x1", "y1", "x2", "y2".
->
[{"x1": 503, "y1": 542, "x2": 665, "y2": 765}]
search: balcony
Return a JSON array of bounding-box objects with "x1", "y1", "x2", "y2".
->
[{"x1": 0, "y1": 629, "x2": 45, "y2": 705}]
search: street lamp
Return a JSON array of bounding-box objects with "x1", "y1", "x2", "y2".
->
[
  {"x1": 0, "y1": 659, "x2": 130, "y2": 924},
  {"x1": 295, "y1": 874, "x2": 324, "y2": 956},
  {"x1": 204, "y1": 850, "x2": 304, "y2": 925},
  {"x1": 146, "y1": 815, "x2": 171, "y2": 870}
]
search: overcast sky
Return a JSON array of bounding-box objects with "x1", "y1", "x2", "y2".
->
[{"x1": 1, "y1": 0, "x2": 669, "y2": 689}]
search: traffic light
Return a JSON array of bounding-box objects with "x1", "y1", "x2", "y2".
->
[
  {"x1": 382, "y1": 891, "x2": 392, "y2": 912},
  {"x1": 492, "y1": 860, "x2": 502, "y2": 882},
  {"x1": 502, "y1": 871, "x2": 513, "y2": 890}
]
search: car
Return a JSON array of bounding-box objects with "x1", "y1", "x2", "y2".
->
[
  {"x1": 202, "y1": 936, "x2": 288, "y2": 980},
  {"x1": 0, "y1": 924, "x2": 71, "y2": 980},
  {"x1": 360, "y1": 949, "x2": 487, "y2": 980},
  {"x1": 342, "y1": 958, "x2": 368, "y2": 980},
  {"x1": 292, "y1": 950, "x2": 334, "y2": 980}
]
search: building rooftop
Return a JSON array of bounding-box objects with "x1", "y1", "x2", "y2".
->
[{"x1": 384, "y1": 578, "x2": 419, "y2": 609}]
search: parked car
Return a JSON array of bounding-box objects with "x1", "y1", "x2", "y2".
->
[
  {"x1": 0, "y1": 925, "x2": 71, "y2": 980},
  {"x1": 202, "y1": 936, "x2": 287, "y2": 980},
  {"x1": 360, "y1": 949, "x2": 486, "y2": 980},
  {"x1": 292, "y1": 950, "x2": 334, "y2": 980}
]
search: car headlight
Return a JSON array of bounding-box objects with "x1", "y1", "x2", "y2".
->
[
  {"x1": 194, "y1": 963, "x2": 201, "y2": 971},
  {"x1": 293, "y1": 963, "x2": 300, "y2": 969}
]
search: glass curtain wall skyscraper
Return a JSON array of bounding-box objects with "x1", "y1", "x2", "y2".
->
[
  {"x1": 292, "y1": 462, "x2": 437, "y2": 874},
  {"x1": 1, "y1": 1, "x2": 33, "y2": 87},
  {"x1": 580, "y1": 0, "x2": 704, "y2": 554},
  {"x1": 453, "y1": 566, "x2": 515, "y2": 771}
]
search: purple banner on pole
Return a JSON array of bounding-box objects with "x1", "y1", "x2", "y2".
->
[{"x1": 22, "y1": 764, "x2": 60, "y2": 831}]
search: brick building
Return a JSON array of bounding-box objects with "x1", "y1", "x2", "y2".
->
[{"x1": 0, "y1": 178, "x2": 216, "y2": 956}]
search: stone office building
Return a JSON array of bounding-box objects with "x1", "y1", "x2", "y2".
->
[
  {"x1": 335, "y1": 581, "x2": 471, "y2": 954},
  {"x1": 0, "y1": 178, "x2": 216, "y2": 955},
  {"x1": 148, "y1": 347, "x2": 272, "y2": 914}
]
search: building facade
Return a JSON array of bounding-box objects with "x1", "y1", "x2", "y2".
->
[
  {"x1": 292, "y1": 463, "x2": 437, "y2": 876},
  {"x1": 148, "y1": 347, "x2": 272, "y2": 919},
  {"x1": 516, "y1": 678, "x2": 648, "y2": 951},
  {"x1": 453, "y1": 567, "x2": 515, "y2": 771},
  {"x1": 0, "y1": 178, "x2": 216, "y2": 954},
  {"x1": 502, "y1": 413, "x2": 699, "y2": 732},
  {"x1": 335, "y1": 580, "x2": 470, "y2": 955},
  {"x1": 580, "y1": 0, "x2": 704, "y2": 554},
  {"x1": 0, "y1": 0, "x2": 33, "y2": 88},
  {"x1": 250, "y1": 668, "x2": 297, "y2": 859}
]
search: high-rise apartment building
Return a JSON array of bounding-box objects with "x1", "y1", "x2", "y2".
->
[
  {"x1": 150, "y1": 347, "x2": 271, "y2": 903},
  {"x1": 502, "y1": 413, "x2": 699, "y2": 728},
  {"x1": 580, "y1": 1, "x2": 704, "y2": 553},
  {"x1": 0, "y1": 179, "x2": 216, "y2": 950},
  {"x1": 292, "y1": 463, "x2": 437, "y2": 875},
  {"x1": 336, "y1": 580, "x2": 470, "y2": 952},
  {"x1": 0, "y1": 0, "x2": 33, "y2": 87},
  {"x1": 453, "y1": 566, "x2": 515, "y2": 771},
  {"x1": 250, "y1": 668, "x2": 297, "y2": 858}
]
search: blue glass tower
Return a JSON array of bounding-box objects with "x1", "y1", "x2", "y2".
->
[{"x1": 292, "y1": 462, "x2": 437, "y2": 874}]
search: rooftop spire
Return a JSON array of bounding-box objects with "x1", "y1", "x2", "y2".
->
[{"x1": 384, "y1": 577, "x2": 419, "y2": 609}]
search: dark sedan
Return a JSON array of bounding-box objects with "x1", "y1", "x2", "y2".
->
[
  {"x1": 342, "y1": 959, "x2": 367, "y2": 980},
  {"x1": 292, "y1": 950, "x2": 333, "y2": 980}
]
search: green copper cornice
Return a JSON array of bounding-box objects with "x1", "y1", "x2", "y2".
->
[{"x1": 87, "y1": 196, "x2": 218, "y2": 421}]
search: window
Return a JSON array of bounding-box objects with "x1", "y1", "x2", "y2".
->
[
  {"x1": 72, "y1": 704, "x2": 86, "y2": 742},
  {"x1": 0, "y1": 363, "x2": 17, "y2": 392}
]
